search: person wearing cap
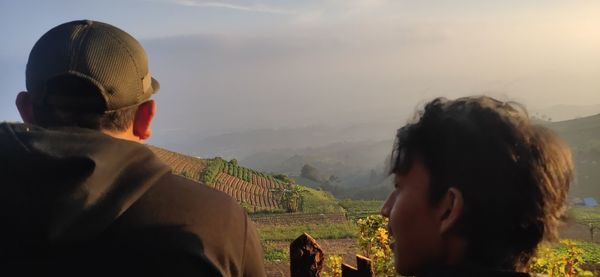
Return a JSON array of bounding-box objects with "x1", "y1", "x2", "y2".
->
[{"x1": 0, "y1": 20, "x2": 265, "y2": 276}]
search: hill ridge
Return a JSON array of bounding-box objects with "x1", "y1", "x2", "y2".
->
[{"x1": 148, "y1": 145, "x2": 293, "y2": 211}]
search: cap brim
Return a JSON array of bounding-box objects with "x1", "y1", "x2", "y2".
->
[{"x1": 151, "y1": 77, "x2": 160, "y2": 94}]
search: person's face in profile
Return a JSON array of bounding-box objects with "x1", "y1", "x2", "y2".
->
[{"x1": 380, "y1": 161, "x2": 445, "y2": 275}]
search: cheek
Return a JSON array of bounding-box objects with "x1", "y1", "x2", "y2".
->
[
  {"x1": 389, "y1": 195, "x2": 442, "y2": 274},
  {"x1": 389, "y1": 195, "x2": 419, "y2": 248},
  {"x1": 389, "y1": 194, "x2": 416, "y2": 231}
]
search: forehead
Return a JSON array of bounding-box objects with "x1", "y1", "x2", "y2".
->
[{"x1": 394, "y1": 160, "x2": 431, "y2": 188}]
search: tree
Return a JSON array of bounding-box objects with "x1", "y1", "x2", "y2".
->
[
  {"x1": 278, "y1": 185, "x2": 305, "y2": 212},
  {"x1": 301, "y1": 164, "x2": 323, "y2": 183},
  {"x1": 273, "y1": 173, "x2": 295, "y2": 184}
]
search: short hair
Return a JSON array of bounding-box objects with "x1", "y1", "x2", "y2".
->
[
  {"x1": 33, "y1": 105, "x2": 137, "y2": 132},
  {"x1": 31, "y1": 74, "x2": 138, "y2": 132},
  {"x1": 390, "y1": 96, "x2": 573, "y2": 270}
]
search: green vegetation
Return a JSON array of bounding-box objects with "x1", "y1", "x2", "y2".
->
[
  {"x1": 548, "y1": 114, "x2": 600, "y2": 200},
  {"x1": 356, "y1": 215, "x2": 395, "y2": 277},
  {"x1": 301, "y1": 163, "x2": 325, "y2": 183},
  {"x1": 257, "y1": 222, "x2": 357, "y2": 241},
  {"x1": 200, "y1": 157, "x2": 226, "y2": 185},
  {"x1": 571, "y1": 206, "x2": 600, "y2": 221},
  {"x1": 338, "y1": 199, "x2": 384, "y2": 220},
  {"x1": 248, "y1": 208, "x2": 287, "y2": 215},
  {"x1": 321, "y1": 215, "x2": 394, "y2": 277},
  {"x1": 262, "y1": 241, "x2": 290, "y2": 262},
  {"x1": 531, "y1": 240, "x2": 596, "y2": 276},
  {"x1": 322, "y1": 255, "x2": 343, "y2": 277},
  {"x1": 274, "y1": 185, "x2": 305, "y2": 212},
  {"x1": 300, "y1": 187, "x2": 345, "y2": 214},
  {"x1": 200, "y1": 157, "x2": 292, "y2": 186},
  {"x1": 565, "y1": 241, "x2": 600, "y2": 265},
  {"x1": 179, "y1": 171, "x2": 193, "y2": 179},
  {"x1": 272, "y1": 173, "x2": 295, "y2": 184}
]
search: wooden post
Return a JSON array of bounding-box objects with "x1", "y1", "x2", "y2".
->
[
  {"x1": 341, "y1": 255, "x2": 373, "y2": 277},
  {"x1": 290, "y1": 233, "x2": 324, "y2": 277}
]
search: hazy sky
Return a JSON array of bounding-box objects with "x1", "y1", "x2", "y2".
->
[{"x1": 1, "y1": 0, "x2": 600, "y2": 140}]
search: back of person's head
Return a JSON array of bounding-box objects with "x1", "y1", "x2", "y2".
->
[
  {"x1": 390, "y1": 96, "x2": 572, "y2": 271},
  {"x1": 19, "y1": 20, "x2": 159, "y2": 132}
]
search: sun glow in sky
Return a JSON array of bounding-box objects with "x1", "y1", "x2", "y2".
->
[{"x1": 1, "y1": 0, "x2": 599, "y2": 136}]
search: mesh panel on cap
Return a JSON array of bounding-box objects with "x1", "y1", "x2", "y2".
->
[
  {"x1": 75, "y1": 22, "x2": 150, "y2": 111},
  {"x1": 26, "y1": 23, "x2": 83, "y2": 104}
]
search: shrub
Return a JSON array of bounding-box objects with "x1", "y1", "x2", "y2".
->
[
  {"x1": 200, "y1": 157, "x2": 226, "y2": 185},
  {"x1": 530, "y1": 240, "x2": 594, "y2": 276},
  {"x1": 356, "y1": 215, "x2": 395, "y2": 277},
  {"x1": 273, "y1": 173, "x2": 295, "y2": 184},
  {"x1": 322, "y1": 255, "x2": 343, "y2": 277}
]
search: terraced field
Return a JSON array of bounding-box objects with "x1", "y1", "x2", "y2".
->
[
  {"x1": 147, "y1": 145, "x2": 206, "y2": 181},
  {"x1": 147, "y1": 145, "x2": 293, "y2": 211},
  {"x1": 214, "y1": 172, "x2": 285, "y2": 209}
]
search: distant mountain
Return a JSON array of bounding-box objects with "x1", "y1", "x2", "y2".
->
[
  {"x1": 531, "y1": 104, "x2": 600, "y2": 122},
  {"x1": 159, "y1": 119, "x2": 402, "y2": 159},
  {"x1": 548, "y1": 114, "x2": 600, "y2": 146},
  {"x1": 150, "y1": 111, "x2": 600, "y2": 201},
  {"x1": 239, "y1": 140, "x2": 393, "y2": 187},
  {"x1": 546, "y1": 114, "x2": 600, "y2": 199},
  {"x1": 235, "y1": 113, "x2": 600, "y2": 200}
]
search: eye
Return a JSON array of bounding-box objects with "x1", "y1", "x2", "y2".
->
[{"x1": 392, "y1": 182, "x2": 404, "y2": 193}]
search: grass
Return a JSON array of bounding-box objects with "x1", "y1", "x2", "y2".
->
[
  {"x1": 262, "y1": 241, "x2": 290, "y2": 262},
  {"x1": 575, "y1": 241, "x2": 600, "y2": 264},
  {"x1": 258, "y1": 220, "x2": 358, "y2": 262},
  {"x1": 300, "y1": 187, "x2": 345, "y2": 214},
  {"x1": 247, "y1": 208, "x2": 287, "y2": 215},
  {"x1": 257, "y1": 222, "x2": 358, "y2": 241},
  {"x1": 570, "y1": 206, "x2": 600, "y2": 221},
  {"x1": 338, "y1": 199, "x2": 383, "y2": 216}
]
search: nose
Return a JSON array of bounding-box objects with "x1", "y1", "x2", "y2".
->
[{"x1": 380, "y1": 193, "x2": 393, "y2": 218}]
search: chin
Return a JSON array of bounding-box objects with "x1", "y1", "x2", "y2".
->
[{"x1": 394, "y1": 260, "x2": 418, "y2": 276}]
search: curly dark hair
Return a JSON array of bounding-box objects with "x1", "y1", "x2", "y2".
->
[{"x1": 390, "y1": 96, "x2": 573, "y2": 270}]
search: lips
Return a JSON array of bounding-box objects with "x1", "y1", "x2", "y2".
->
[{"x1": 387, "y1": 225, "x2": 396, "y2": 247}]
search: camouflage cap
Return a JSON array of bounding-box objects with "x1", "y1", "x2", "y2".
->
[{"x1": 26, "y1": 20, "x2": 159, "y2": 112}]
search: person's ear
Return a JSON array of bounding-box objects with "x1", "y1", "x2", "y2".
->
[
  {"x1": 15, "y1": 91, "x2": 36, "y2": 124},
  {"x1": 438, "y1": 187, "x2": 464, "y2": 234},
  {"x1": 133, "y1": 100, "x2": 156, "y2": 141}
]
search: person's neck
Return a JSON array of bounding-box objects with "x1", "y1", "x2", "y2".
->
[{"x1": 102, "y1": 128, "x2": 143, "y2": 143}]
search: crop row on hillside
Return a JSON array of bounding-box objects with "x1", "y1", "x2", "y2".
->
[
  {"x1": 201, "y1": 157, "x2": 289, "y2": 188},
  {"x1": 148, "y1": 145, "x2": 207, "y2": 181},
  {"x1": 213, "y1": 172, "x2": 282, "y2": 209},
  {"x1": 148, "y1": 147, "x2": 345, "y2": 214}
]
